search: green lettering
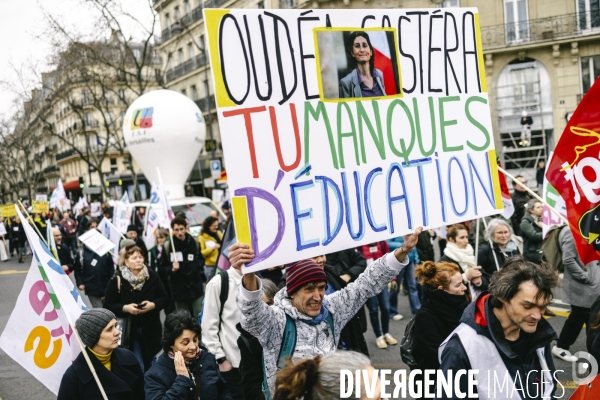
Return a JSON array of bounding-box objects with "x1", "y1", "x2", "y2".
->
[
  {"x1": 414, "y1": 97, "x2": 436, "y2": 157},
  {"x1": 304, "y1": 101, "x2": 338, "y2": 169},
  {"x1": 439, "y1": 96, "x2": 462, "y2": 152},
  {"x1": 356, "y1": 101, "x2": 386, "y2": 163},
  {"x1": 386, "y1": 99, "x2": 415, "y2": 163},
  {"x1": 465, "y1": 96, "x2": 491, "y2": 151},
  {"x1": 337, "y1": 102, "x2": 359, "y2": 169}
]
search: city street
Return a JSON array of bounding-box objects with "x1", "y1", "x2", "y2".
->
[{"x1": 0, "y1": 253, "x2": 589, "y2": 399}]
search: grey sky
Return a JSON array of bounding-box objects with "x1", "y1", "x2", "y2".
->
[{"x1": 0, "y1": 0, "x2": 155, "y2": 119}]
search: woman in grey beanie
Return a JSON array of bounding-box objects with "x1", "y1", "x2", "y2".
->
[{"x1": 57, "y1": 308, "x2": 145, "y2": 400}]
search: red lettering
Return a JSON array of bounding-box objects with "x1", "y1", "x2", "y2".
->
[
  {"x1": 223, "y1": 106, "x2": 267, "y2": 178},
  {"x1": 270, "y1": 103, "x2": 301, "y2": 172}
]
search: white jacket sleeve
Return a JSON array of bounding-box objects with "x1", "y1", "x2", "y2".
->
[
  {"x1": 236, "y1": 278, "x2": 285, "y2": 349},
  {"x1": 200, "y1": 277, "x2": 226, "y2": 360},
  {"x1": 327, "y1": 252, "x2": 407, "y2": 335}
]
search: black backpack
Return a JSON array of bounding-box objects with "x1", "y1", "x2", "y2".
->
[{"x1": 400, "y1": 316, "x2": 418, "y2": 370}]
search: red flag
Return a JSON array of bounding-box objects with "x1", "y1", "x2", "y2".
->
[
  {"x1": 497, "y1": 162, "x2": 515, "y2": 219},
  {"x1": 546, "y1": 79, "x2": 600, "y2": 265}
]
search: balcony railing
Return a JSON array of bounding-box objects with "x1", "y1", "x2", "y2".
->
[
  {"x1": 481, "y1": 10, "x2": 600, "y2": 50},
  {"x1": 194, "y1": 96, "x2": 216, "y2": 111},
  {"x1": 160, "y1": 4, "x2": 212, "y2": 44},
  {"x1": 279, "y1": 0, "x2": 298, "y2": 8},
  {"x1": 165, "y1": 53, "x2": 209, "y2": 83}
]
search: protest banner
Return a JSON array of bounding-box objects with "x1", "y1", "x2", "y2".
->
[
  {"x1": 113, "y1": 201, "x2": 134, "y2": 234},
  {"x1": 496, "y1": 163, "x2": 515, "y2": 220},
  {"x1": 78, "y1": 228, "x2": 117, "y2": 257},
  {"x1": 32, "y1": 200, "x2": 49, "y2": 214},
  {"x1": 0, "y1": 204, "x2": 16, "y2": 218},
  {"x1": 204, "y1": 8, "x2": 501, "y2": 272},
  {"x1": 546, "y1": 79, "x2": 600, "y2": 264},
  {"x1": 35, "y1": 194, "x2": 48, "y2": 201},
  {"x1": 0, "y1": 207, "x2": 89, "y2": 395},
  {"x1": 542, "y1": 152, "x2": 567, "y2": 237}
]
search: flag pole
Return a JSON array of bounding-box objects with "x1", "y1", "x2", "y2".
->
[
  {"x1": 481, "y1": 217, "x2": 500, "y2": 271},
  {"x1": 474, "y1": 218, "x2": 480, "y2": 265},
  {"x1": 497, "y1": 166, "x2": 569, "y2": 226},
  {"x1": 156, "y1": 168, "x2": 176, "y2": 254},
  {"x1": 15, "y1": 206, "x2": 109, "y2": 400}
]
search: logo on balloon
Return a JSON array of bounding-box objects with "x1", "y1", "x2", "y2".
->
[{"x1": 131, "y1": 107, "x2": 154, "y2": 130}]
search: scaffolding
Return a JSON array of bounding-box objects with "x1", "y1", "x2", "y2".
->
[{"x1": 495, "y1": 61, "x2": 552, "y2": 187}]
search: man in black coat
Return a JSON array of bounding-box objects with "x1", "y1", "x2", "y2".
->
[
  {"x1": 159, "y1": 216, "x2": 205, "y2": 318},
  {"x1": 51, "y1": 227, "x2": 75, "y2": 274},
  {"x1": 75, "y1": 226, "x2": 115, "y2": 309},
  {"x1": 510, "y1": 175, "x2": 532, "y2": 236}
]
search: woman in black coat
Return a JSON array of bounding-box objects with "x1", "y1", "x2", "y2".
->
[
  {"x1": 477, "y1": 218, "x2": 521, "y2": 276},
  {"x1": 57, "y1": 308, "x2": 144, "y2": 400},
  {"x1": 104, "y1": 244, "x2": 168, "y2": 372},
  {"x1": 145, "y1": 310, "x2": 232, "y2": 400},
  {"x1": 412, "y1": 261, "x2": 470, "y2": 372},
  {"x1": 520, "y1": 199, "x2": 544, "y2": 264}
]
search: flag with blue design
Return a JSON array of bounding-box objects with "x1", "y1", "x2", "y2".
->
[{"x1": 0, "y1": 206, "x2": 88, "y2": 394}]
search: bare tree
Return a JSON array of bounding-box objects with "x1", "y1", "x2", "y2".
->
[
  {"x1": 0, "y1": 110, "x2": 46, "y2": 202},
  {"x1": 13, "y1": 0, "x2": 164, "y2": 201}
]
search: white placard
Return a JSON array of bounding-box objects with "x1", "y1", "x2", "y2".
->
[{"x1": 78, "y1": 229, "x2": 116, "y2": 257}]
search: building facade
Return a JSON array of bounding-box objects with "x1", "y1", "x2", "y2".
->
[{"x1": 154, "y1": 0, "x2": 600, "y2": 188}]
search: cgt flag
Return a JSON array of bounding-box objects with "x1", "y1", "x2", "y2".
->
[
  {"x1": 0, "y1": 207, "x2": 88, "y2": 394},
  {"x1": 546, "y1": 79, "x2": 600, "y2": 264}
]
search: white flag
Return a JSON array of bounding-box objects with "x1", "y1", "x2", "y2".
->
[
  {"x1": 0, "y1": 207, "x2": 88, "y2": 395},
  {"x1": 113, "y1": 201, "x2": 133, "y2": 234},
  {"x1": 121, "y1": 192, "x2": 130, "y2": 204},
  {"x1": 98, "y1": 217, "x2": 122, "y2": 265},
  {"x1": 542, "y1": 152, "x2": 568, "y2": 237},
  {"x1": 49, "y1": 179, "x2": 70, "y2": 211}
]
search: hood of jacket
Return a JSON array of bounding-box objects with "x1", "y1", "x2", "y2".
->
[{"x1": 461, "y1": 292, "x2": 557, "y2": 361}]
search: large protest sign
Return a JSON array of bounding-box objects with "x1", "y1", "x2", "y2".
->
[
  {"x1": 0, "y1": 207, "x2": 88, "y2": 395},
  {"x1": 546, "y1": 78, "x2": 600, "y2": 264},
  {"x1": 205, "y1": 8, "x2": 501, "y2": 271},
  {"x1": 32, "y1": 200, "x2": 49, "y2": 214},
  {"x1": 0, "y1": 203, "x2": 16, "y2": 218}
]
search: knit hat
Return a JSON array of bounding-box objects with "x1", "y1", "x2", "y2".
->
[
  {"x1": 285, "y1": 260, "x2": 328, "y2": 296},
  {"x1": 126, "y1": 224, "x2": 138, "y2": 233},
  {"x1": 75, "y1": 308, "x2": 116, "y2": 347},
  {"x1": 119, "y1": 238, "x2": 136, "y2": 250}
]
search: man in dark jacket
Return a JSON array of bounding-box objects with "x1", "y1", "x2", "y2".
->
[
  {"x1": 75, "y1": 225, "x2": 115, "y2": 309},
  {"x1": 416, "y1": 229, "x2": 436, "y2": 263},
  {"x1": 160, "y1": 216, "x2": 205, "y2": 318},
  {"x1": 510, "y1": 175, "x2": 532, "y2": 236},
  {"x1": 437, "y1": 257, "x2": 559, "y2": 399},
  {"x1": 52, "y1": 227, "x2": 74, "y2": 274}
]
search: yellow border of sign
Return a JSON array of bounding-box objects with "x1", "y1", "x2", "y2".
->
[
  {"x1": 313, "y1": 27, "x2": 404, "y2": 103},
  {"x1": 487, "y1": 149, "x2": 503, "y2": 210},
  {"x1": 231, "y1": 196, "x2": 252, "y2": 248},
  {"x1": 474, "y1": 13, "x2": 488, "y2": 93},
  {"x1": 204, "y1": 9, "x2": 235, "y2": 108}
]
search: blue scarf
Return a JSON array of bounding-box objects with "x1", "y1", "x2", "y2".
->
[{"x1": 298, "y1": 299, "x2": 330, "y2": 326}]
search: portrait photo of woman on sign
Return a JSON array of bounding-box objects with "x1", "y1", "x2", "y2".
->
[
  {"x1": 339, "y1": 31, "x2": 386, "y2": 99},
  {"x1": 316, "y1": 29, "x2": 401, "y2": 101}
]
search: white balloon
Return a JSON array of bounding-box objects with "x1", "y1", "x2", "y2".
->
[{"x1": 123, "y1": 90, "x2": 206, "y2": 199}]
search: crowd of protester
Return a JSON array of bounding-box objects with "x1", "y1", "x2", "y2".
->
[{"x1": 4, "y1": 174, "x2": 597, "y2": 399}]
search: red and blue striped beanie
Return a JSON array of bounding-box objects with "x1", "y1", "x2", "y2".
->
[{"x1": 285, "y1": 259, "x2": 328, "y2": 296}]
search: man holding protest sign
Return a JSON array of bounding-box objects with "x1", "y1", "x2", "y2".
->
[
  {"x1": 75, "y1": 220, "x2": 115, "y2": 309},
  {"x1": 231, "y1": 227, "x2": 422, "y2": 396}
]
